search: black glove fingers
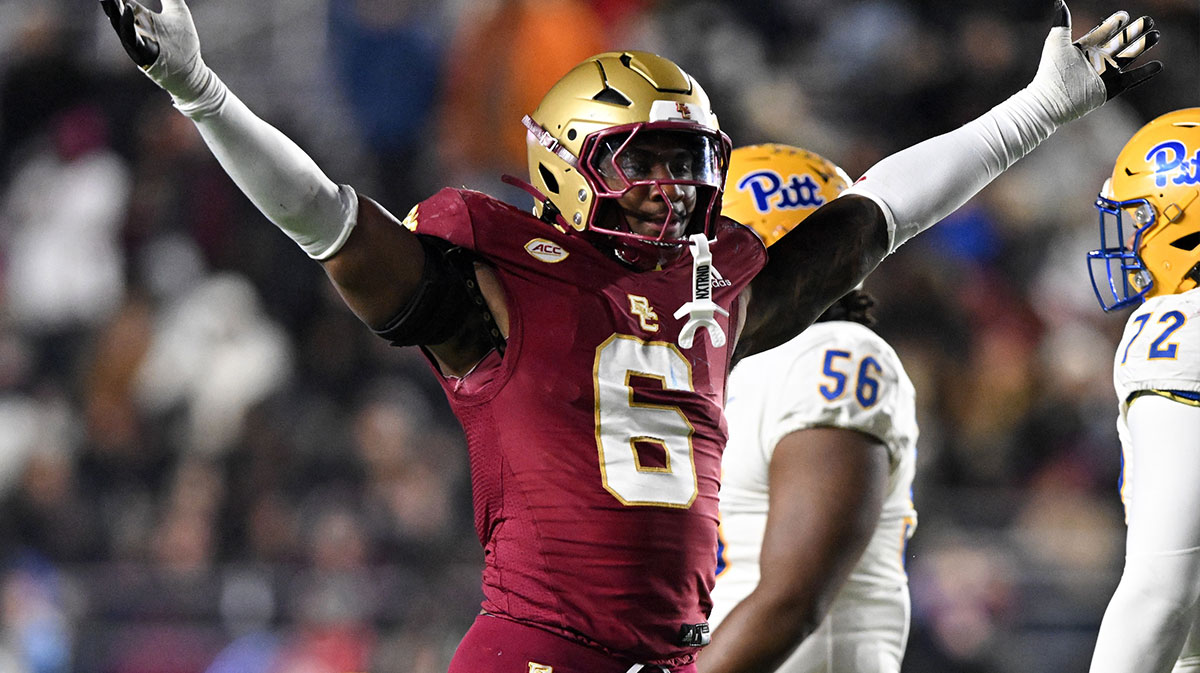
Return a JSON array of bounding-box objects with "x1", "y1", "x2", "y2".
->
[
  {"x1": 1102, "y1": 16, "x2": 1155, "y2": 55},
  {"x1": 100, "y1": 0, "x2": 126, "y2": 36},
  {"x1": 1103, "y1": 60, "x2": 1164, "y2": 100},
  {"x1": 101, "y1": 0, "x2": 160, "y2": 67},
  {"x1": 120, "y1": 5, "x2": 156, "y2": 66},
  {"x1": 1077, "y1": 10, "x2": 1130, "y2": 48},
  {"x1": 1114, "y1": 28, "x2": 1160, "y2": 68},
  {"x1": 1051, "y1": 0, "x2": 1070, "y2": 29}
]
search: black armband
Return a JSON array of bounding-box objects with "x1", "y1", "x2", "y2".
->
[{"x1": 371, "y1": 235, "x2": 476, "y2": 347}]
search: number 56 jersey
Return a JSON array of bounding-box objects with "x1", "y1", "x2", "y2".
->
[
  {"x1": 711, "y1": 319, "x2": 919, "y2": 671},
  {"x1": 405, "y1": 188, "x2": 766, "y2": 666}
]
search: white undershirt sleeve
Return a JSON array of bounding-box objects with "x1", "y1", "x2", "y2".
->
[
  {"x1": 170, "y1": 70, "x2": 359, "y2": 260},
  {"x1": 841, "y1": 20, "x2": 1105, "y2": 253}
]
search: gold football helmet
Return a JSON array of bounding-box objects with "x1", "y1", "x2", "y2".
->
[
  {"x1": 520, "y1": 51, "x2": 729, "y2": 268},
  {"x1": 1089, "y1": 108, "x2": 1200, "y2": 310},
  {"x1": 721, "y1": 143, "x2": 851, "y2": 247}
]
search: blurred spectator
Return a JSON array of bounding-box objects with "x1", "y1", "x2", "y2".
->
[
  {"x1": 0, "y1": 7, "x2": 92, "y2": 174},
  {"x1": 134, "y1": 273, "x2": 293, "y2": 457},
  {"x1": 436, "y1": 0, "x2": 610, "y2": 194},
  {"x1": 1, "y1": 553, "x2": 72, "y2": 673},
  {"x1": 906, "y1": 534, "x2": 1019, "y2": 673},
  {"x1": 328, "y1": 0, "x2": 449, "y2": 212},
  {"x1": 1, "y1": 103, "x2": 131, "y2": 382}
]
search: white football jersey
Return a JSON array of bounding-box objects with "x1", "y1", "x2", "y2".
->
[
  {"x1": 711, "y1": 320, "x2": 918, "y2": 673},
  {"x1": 1112, "y1": 287, "x2": 1200, "y2": 515}
]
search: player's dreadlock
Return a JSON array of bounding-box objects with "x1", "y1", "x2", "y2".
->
[{"x1": 815, "y1": 289, "x2": 876, "y2": 327}]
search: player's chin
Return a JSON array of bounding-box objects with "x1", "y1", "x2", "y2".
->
[{"x1": 624, "y1": 214, "x2": 689, "y2": 242}]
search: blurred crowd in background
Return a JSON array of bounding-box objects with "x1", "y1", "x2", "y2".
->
[{"x1": 0, "y1": 0, "x2": 1196, "y2": 672}]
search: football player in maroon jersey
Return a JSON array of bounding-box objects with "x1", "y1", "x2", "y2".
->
[{"x1": 99, "y1": 1, "x2": 1158, "y2": 670}]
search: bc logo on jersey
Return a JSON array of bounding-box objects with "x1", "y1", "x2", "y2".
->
[
  {"x1": 735, "y1": 169, "x2": 828, "y2": 215},
  {"x1": 1145, "y1": 140, "x2": 1200, "y2": 188},
  {"x1": 628, "y1": 294, "x2": 660, "y2": 332}
]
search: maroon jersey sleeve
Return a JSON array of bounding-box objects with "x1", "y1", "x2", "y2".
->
[
  {"x1": 399, "y1": 187, "x2": 479, "y2": 248},
  {"x1": 405, "y1": 190, "x2": 766, "y2": 666}
]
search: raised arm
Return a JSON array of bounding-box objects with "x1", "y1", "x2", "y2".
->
[
  {"x1": 735, "y1": 0, "x2": 1160, "y2": 361},
  {"x1": 99, "y1": 0, "x2": 489, "y2": 368}
]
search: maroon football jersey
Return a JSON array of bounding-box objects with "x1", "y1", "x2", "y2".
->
[{"x1": 406, "y1": 188, "x2": 766, "y2": 666}]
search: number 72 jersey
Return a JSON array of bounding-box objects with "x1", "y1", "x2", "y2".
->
[{"x1": 1113, "y1": 287, "x2": 1200, "y2": 436}]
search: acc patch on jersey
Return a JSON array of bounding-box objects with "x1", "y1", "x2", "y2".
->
[{"x1": 524, "y1": 238, "x2": 569, "y2": 263}]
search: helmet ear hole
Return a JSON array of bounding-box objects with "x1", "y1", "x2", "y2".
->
[{"x1": 539, "y1": 164, "x2": 560, "y2": 194}]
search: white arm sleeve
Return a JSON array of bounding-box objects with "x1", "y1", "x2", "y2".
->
[
  {"x1": 840, "y1": 88, "x2": 1054, "y2": 254},
  {"x1": 1088, "y1": 396, "x2": 1200, "y2": 673},
  {"x1": 842, "y1": 18, "x2": 1105, "y2": 253},
  {"x1": 170, "y1": 72, "x2": 358, "y2": 261}
]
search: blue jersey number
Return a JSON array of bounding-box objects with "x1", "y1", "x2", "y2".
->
[
  {"x1": 1122, "y1": 310, "x2": 1186, "y2": 364},
  {"x1": 820, "y1": 350, "x2": 884, "y2": 408}
]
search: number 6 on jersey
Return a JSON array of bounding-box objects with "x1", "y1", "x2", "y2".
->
[{"x1": 595, "y1": 335, "x2": 699, "y2": 508}]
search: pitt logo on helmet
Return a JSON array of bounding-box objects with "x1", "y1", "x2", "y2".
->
[
  {"x1": 525, "y1": 238, "x2": 569, "y2": 263},
  {"x1": 1146, "y1": 140, "x2": 1200, "y2": 188},
  {"x1": 722, "y1": 144, "x2": 852, "y2": 248},
  {"x1": 735, "y1": 170, "x2": 829, "y2": 215}
]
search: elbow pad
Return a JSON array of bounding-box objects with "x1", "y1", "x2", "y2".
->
[{"x1": 372, "y1": 235, "x2": 477, "y2": 347}]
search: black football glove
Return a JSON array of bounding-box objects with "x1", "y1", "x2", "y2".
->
[
  {"x1": 99, "y1": 0, "x2": 159, "y2": 67},
  {"x1": 1059, "y1": 0, "x2": 1162, "y2": 101},
  {"x1": 98, "y1": 0, "x2": 212, "y2": 106}
]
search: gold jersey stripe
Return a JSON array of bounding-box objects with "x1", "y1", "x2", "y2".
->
[{"x1": 1127, "y1": 389, "x2": 1200, "y2": 408}]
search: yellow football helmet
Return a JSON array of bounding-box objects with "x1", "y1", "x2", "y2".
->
[
  {"x1": 1089, "y1": 108, "x2": 1200, "y2": 310},
  {"x1": 721, "y1": 143, "x2": 852, "y2": 247},
  {"x1": 519, "y1": 51, "x2": 729, "y2": 267}
]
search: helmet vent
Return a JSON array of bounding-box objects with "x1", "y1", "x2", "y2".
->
[
  {"x1": 1170, "y1": 231, "x2": 1200, "y2": 251},
  {"x1": 593, "y1": 87, "x2": 632, "y2": 107},
  {"x1": 538, "y1": 164, "x2": 560, "y2": 194}
]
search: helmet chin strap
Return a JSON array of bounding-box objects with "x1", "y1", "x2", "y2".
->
[
  {"x1": 674, "y1": 233, "x2": 728, "y2": 349},
  {"x1": 501, "y1": 174, "x2": 572, "y2": 232}
]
